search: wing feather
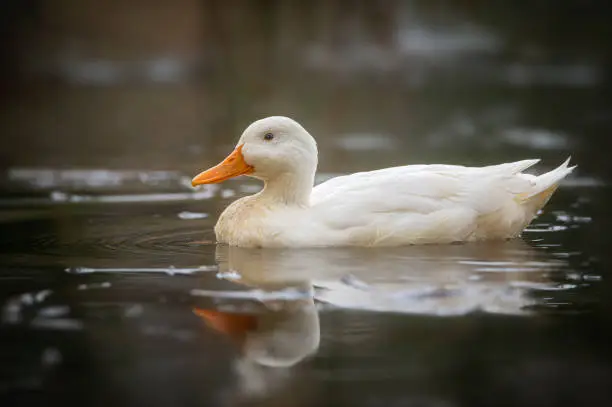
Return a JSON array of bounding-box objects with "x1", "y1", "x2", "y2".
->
[{"x1": 311, "y1": 161, "x2": 538, "y2": 231}]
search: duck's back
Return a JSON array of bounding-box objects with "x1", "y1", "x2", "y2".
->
[{"x1": 309, "y1": 159, "x2": 573, "y2": 246}]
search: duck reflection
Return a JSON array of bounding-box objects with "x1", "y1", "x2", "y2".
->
[
  {"x1": 193, "y1": 240, "x2": 565, "y2": 399},
  {"x1": 210, "y1": 240, "x2": 562, "y2": 315},
  {"x1": 194, "y1": 283, "x2": 319, "y2": 368},
  {"x1": 193, "y1": 263, "x2": 319, "y2": 399}
]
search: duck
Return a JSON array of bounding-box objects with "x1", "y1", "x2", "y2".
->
[{"x1": 191, "y1": 116, "x2": 575, "y2": 248}]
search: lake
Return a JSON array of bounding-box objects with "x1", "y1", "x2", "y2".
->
[{"x1": 1, "y1": 1, "x2": 612, "y2": 406}]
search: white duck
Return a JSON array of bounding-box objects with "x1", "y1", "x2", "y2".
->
[{"x1": 191, "y1": 116, "x2": 574, "y2": 248}]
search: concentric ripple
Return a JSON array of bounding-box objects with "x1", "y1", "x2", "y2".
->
[{"x1": 0, "y1": 205, "x2": 219, "y2": 269}]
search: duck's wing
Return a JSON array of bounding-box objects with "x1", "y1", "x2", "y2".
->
[
  {"x1": 309, "y1": 160, "x2": 540, "y2": 241},
  {"x1": 312, "y1": 160, "x2": 540, "y2": 212}
]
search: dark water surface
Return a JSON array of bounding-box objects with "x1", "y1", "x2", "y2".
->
[
  {"x1": 0, "y1": 166, "x2": 610, "y2": 407},
  {"x1": 2, "y1": 2, "x2": 612, "y2": 407}
]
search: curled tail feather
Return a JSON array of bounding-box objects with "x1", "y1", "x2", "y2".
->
[{"x1": 515, "y1": 157, "x2": 575, "y2": 210}]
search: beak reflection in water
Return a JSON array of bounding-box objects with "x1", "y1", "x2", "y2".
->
[{"x1": 193, "y1": 275, "x2": 319, "y2": 398}]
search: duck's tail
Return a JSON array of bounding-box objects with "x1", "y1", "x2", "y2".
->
[{"x1": 517, "y1": 157, "x2": 576, "y2": 210}]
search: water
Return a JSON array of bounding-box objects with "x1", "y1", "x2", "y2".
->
[
  {"x1": 2, "y1": 2, "x2": 612, "y2": 406},
  {"x1": 0, "y1": 164, "x2": 609, "y2": 406}
]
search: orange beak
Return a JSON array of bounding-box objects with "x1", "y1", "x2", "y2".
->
[{"x1": 191, "y1": 144, "x2": 254, "y2": 186}]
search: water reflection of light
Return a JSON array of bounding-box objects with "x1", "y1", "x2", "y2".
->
[
  {"x1": 7, "y1": 168, "x2": 185, "y2": 189},
  {"x1": 177, "y1": 211, "x2": 209, "y2": 220}
]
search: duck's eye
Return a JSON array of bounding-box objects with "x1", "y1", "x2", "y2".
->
[{"x1": 263, "y1": 132, "x2": 274, "y2": 141}]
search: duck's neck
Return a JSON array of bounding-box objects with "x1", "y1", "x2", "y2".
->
[{"x1": 258, "y1": 171, "x2": 314, "y2": 207}]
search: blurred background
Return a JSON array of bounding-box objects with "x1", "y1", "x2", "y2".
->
[
  {"x1": 1, "y1": 0, "x2": 611, "y2": 174},
  {"x1": 2, "y1": 1, "x2": 612, "y2": 407}
]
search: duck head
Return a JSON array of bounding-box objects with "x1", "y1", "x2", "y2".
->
[{"x1": 191, "y1": 116, "x2": 318, "y2": 186}]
